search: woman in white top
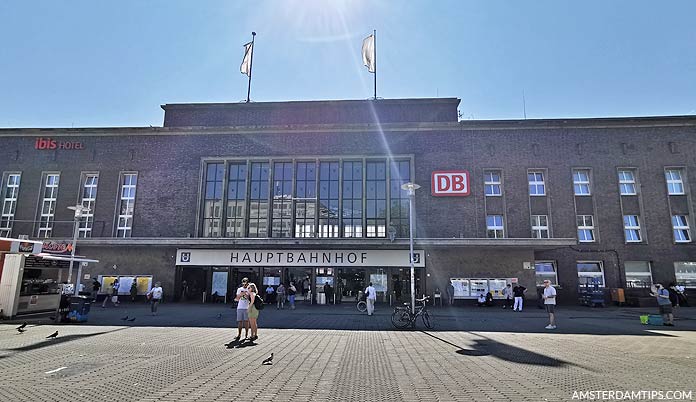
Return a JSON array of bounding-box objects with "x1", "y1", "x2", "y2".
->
[{"x1": 148, "y1": 282, "x2": 163, "y2": 316}]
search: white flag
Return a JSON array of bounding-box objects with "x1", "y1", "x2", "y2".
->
[
  {"x1": 240, "y1": 41, "x2": 253, "y2": 76},
  {"x1": 362, "y1": 34, "x2": 375, "y2": 73}
]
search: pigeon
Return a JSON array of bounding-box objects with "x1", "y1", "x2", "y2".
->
[
  {"x1": 17, "y1": 328, "x2": 26, "y2": 334},
  {"x1": 46, "y1": 331, "x2": 58, "y2": 339},
  {"x1": 262, "y1": 353, "x2": 273, "y2": 365},
  {"x1": 120, "y1": 316, "x2": 129, "y2": 321},
  {"x1": 127, "y1": 317, "x2": 136, "y2": 322},
  {"x1": 16, "y1": 322, "x2": 27, "y2": 331},
  {"x1": 216, "y1": 313, "x2": 222, "y2": 320}
]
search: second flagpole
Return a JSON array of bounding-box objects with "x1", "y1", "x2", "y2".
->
[
  {"x1": 246, "y1": 32, "x2": 256, "y2": 103},
  {"x1": 373, "y1": 30, "x2": 377, "y2": 100}
]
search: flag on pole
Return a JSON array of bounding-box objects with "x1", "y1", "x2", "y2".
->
[
  {"x1": 362, "y1": 34, "x2": 375, "y2": 73},
  {"x1": 240, "y1": 41, "x2": 254, "y2": 76}
]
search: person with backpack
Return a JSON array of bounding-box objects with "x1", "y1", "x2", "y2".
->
[
  {"x1": 276, "y1": 283, "x2": 286, "y2": 309},
  {"x1": 288, "y1": 282, "x2": 297, "y2": 310},
  {"x1": 247, "y1": 283, "x2": 263, "y2": 341}
]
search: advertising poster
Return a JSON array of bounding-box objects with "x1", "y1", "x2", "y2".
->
[
  {"x1": 136, "y1": 277, "x2": 152, "y2": 295},
  {"x1": 369, "y1": 274, "x2": 387, "y2": 292},
  {"x1": 469, "y1": 279, "x2": 489, "y2": 297},
  {"x1": 451, "y1": 279, "x2": 470, "y2": 298},
  {"x1": 118, "y1": 277, "x2": 135, "y2": 295},
  {"x1": 212, "y1": 271, "x2": 228, "y2": 296}
]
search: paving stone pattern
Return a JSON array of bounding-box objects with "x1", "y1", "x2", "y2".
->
[{"x1": 1, "y1": 305, "x2": 695, "y2": 402}]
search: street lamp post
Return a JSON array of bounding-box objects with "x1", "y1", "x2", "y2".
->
[
  {"x1": 67, "y1": 205, "x2": 90, "y2": 295},
  {"x1": 401, "y1": 182, "x2": 420, "y2": 314}
]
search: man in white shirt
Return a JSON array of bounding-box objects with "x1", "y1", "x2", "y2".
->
[
  {"x1": 148, "y1": 282, "x2": 163, "y2": 316},
  {"x1": 364, "y1": 282, "x2": 377, "y2": 316},
  {"x1": 233, "y1": 278, "x2": 251, "y2": 343},
  {"x1": 542, "y1": 280, "x2": 557, "y2": 329}
]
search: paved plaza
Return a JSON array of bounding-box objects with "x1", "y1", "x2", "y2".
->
[{"x1": 1, "y1": 303, "x2": 695, "y2": 402}]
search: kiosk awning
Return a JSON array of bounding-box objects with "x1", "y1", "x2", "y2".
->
[{"x1": 34, "y1": 253, "x2": 100, "y2": 264}]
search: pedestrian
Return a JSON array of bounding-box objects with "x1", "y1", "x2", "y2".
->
[
  {"x1": 181, "y1": 280, "x2": 189, "y2": 301},
  {"x1": 247, "y1": 283, "x2": 260, "y2": 342},
  {"x1": 265, "y1": 284, "x2": 275, "y2": 304},
  {"x1": 542, "y1": 280, "x2": 557, "y2": 329},
  {"x1": 302, "y1": 278, "x2": 310, "y2": 297},
  {"x1": 365, "y1": 282, "x2": 377, "y2": 316},
  {"x1": 102, "y1": 279, "x2": 119, "y2": 308},
  {"x1": 91, "y1": 279, "x2": 101, "y2": 302},
  {"x1": 233, "y1": 277, "x2": 251, "y2": 342},
  {"x1": 447, "y1": 280, "x2": 455, "y2": 306},
  {"x1": 288, "y1": 282, "x2": 297, "y2": 310},
  {"x1": 652, "y1": 283, "x2": 674, "y2": 326},
  {"x1": 512, "y1": 284, "x2": 526, "y2": 311},
  {"x1": 674, "y1": 284, "x2": 689, "y2": 307},
  {"x1": 276, "y1": 283, "x2": 286, "y2": 309},
  {"x1": 148, "y1": 281, "x2": 163, "y2": 316},
  {"x1": 130, "y1": 280, "x2": 138, "y2": 302},
  {"x1": 112, "y1": 279, "x2": 120, "y2": 305},
  {"x1": 476, "y1": 293, "x2": 486, "y2": 307},
  {"x1": 394, "y1": 279, "x2": 402, "y2": 301},
  {"x1": 502, "y1": 284, "x2": 512, "y2": 309},
  {"x1": 485, "y1": 291, "x2": 494, "y2": 307},
  {"x1": 668, "y1": 283, "x2": 680, "y2": 312}
]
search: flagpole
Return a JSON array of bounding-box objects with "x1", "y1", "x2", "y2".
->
[
  {"x1": 246, "y1": 32, "x2": 256, "y2": 103},
  {"x1": 373, "y1": 29, "x2": 377, "y2": 100}
]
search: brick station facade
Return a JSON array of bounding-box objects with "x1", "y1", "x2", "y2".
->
[{"x1": 1, "y1": 98, "x2": 695, "y2": 305}]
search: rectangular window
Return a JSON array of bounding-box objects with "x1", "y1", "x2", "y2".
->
[
  {"x1": 573, "y1": 169, "x2": 591, "y2": 196},
  {"x1": 0, "y1": 173, "x2": 21, "y2": 237},
  {"x1": 618, "y1": 169, "x2": 637, "y2": 195},
  {"x1": 271, "y1": 162, "x2": 293, "y2": 238},
  {"x1": 342, "y1": 161, "x2": 363, "y2": 238},
  {"x1": 78, "y1": 173, "x2": 98, "y2": 238},
  {"x1": 116, "y1": 173, "x2": 137, "y2": 238},
  {"x1": 576, "y1": 215, "x2": 595, "y2": 242},
  {"x1": 623, "y1": 215, "x2": 642, "y2": 242},
  {"x1": 484, "y1": 170, "x2": 502, "y2": 196},
  {"x1": 531, "y1": 215, "x2": 549, "y2": 238},
  {"x1": 294, "y1": 162, "x2": 316, "y2": 238},
  {"x1": 37, "y1": 173, "x2": 60, "y2": 238},
  {"x1": 624, "y1": 261, "x2": 652, "y2": 288},
  {"x1": 672, "y1": 215, "x2": 691, "y2": 243},
  {"x1": 366, "y1": 160, "x2": 387, "y2": 237},
  {"x1": 674, "y1": 261, "x2": 696, "y2": 287},
  {"x1": 665, "y1": 169, "x2": 685, "y2": 195},
  {"x1": 486, "y1": 215, "x2": 504, "y2": 238},
  {"x1": 577, "y1": 261, "x2": 604, "y2": 287},
  {"x1": 248, "y1": 162, "x2": 269, "y2": 237},
  {"x1": 202, "y1": 164, "x2": 224, "y2": 237},
  {"x1": 528, "y1": 171, "x2": 545, "y2": 196},
  {"x1": 535, "y1": 261, "x2": 558, "y2": 286},
  {"x1": 318, "y1": 161, "x2": 339, "y2": 238},
  {"x1": 225, "y1": 163, "x2": 247, "y2": 238},
  {"x1": 389, "y1": 160, "x2": 411, "y2": 238}
]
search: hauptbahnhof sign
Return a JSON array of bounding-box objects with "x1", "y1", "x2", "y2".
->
[{"x1": 176, "y1": 249, "x2": 426, "y2": 268}]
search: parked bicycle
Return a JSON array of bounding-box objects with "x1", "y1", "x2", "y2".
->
[{"x1": 391, "y1": 296, "x2": 433, "y2": 329}]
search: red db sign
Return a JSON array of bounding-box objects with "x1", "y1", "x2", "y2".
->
[{"x1": 431, "y1": 171, "x2": 470, "y2": 196}]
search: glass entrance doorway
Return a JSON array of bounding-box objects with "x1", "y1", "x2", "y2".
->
[
  {"x1": 337, "y1": 268, "x2": 365, "y2": 303},
  {"x1": 286, "y1": 267, "x2": 312, "y2": 301}
]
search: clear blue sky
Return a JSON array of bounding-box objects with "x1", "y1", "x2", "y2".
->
[{"x1": 1, "y1": 0, "x2": 695, "y2": 127}]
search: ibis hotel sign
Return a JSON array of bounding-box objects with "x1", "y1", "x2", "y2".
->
[
  {"x1": 431, "y1": 170, "x2": 470, "y2": 196},
  {"x1": 176, "y1": 249, "x2": 425, "y2": 268}
]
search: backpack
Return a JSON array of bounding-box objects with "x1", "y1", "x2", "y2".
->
[{"x1": 254, "y1": 294, "x2": 265, "y2": 310}]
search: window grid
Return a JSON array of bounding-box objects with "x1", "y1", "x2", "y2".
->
[
  {"x1": 486, "y1": 215, "x2": 504, "y2": 239},
  {"x1": 618, "y1": 169, "x2": 637, "y2": 195},
  {"x1": 577, "y1": 215, "x2": 595, "y2": 243},
  {"x1": 573, "y1": 169, "x2": 591, "y2": 195},
  {"x1": 528, "y1": 171, "x2": 546, "y2": 196},
  {"x1": 484, "y1": 170, "x2": 502, "y2": 196},
  {"x1": 271, "y1": 162, "x2": 293, "y2": 238},
  {"x1": 116, "y1": 173, "x2": 137, "y2": 238},
  {"x1": 625, "y1": 261, "x2": 653, "y2": 288},
  {"x1": 78, "y1": 174, "x2": 98, "y2": 238},
  {"x1": 366, "y1": 161, "x2": 387, "y2": 237},
  {"x1": 202, "y1": 164, "x2": 224, "y2": 238},
  {"x1": 225, "y1": 163, "x2": 247, "y2": 238},
  {"x1": 318, "y1": 161, "x2": 339, "y2": 238},
  {"x1": 38, "y1": 173, "x2": 60, "y2": 238},
  {"x1": 672, "y1": 215, "x2": 691, "y2": 243},
  {"x1": 535, "y1": 261, "x2": 558, "y2": 286},
  {"x1": 577, "y1": 261, "x2": 605, "y2": 287},
  {"x1": 342, "y1": 161, "x2": 363, "y2": 238},
  {"x1": 248, "y1": 162, "x2": 270, "y2": 237},
  {"x1": 665, "y1": 169, "x2": 685, "y2": 195},
  {"x1": 0, "y1": 173, "x2": 21, "y2": 237},
  {"x1": 389, "y1": 160, "x2": 411, "y2": 238},
  {"x1": 623, "y1": 215, "x2": 642, "y2": 243},
  {"x1": 531, "y1": 215, "x2": 549, "y2": 239},
  {"x1": 294, "y1": 162, "x2": 316, "y2": 238}
]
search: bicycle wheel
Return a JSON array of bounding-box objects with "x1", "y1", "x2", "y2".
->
[
  {"x1": 357, "y1": 301, "x2": 367, "y2": 313},
  {"x1": 421, "y1": 310, "x2": 433, "y2": 329},
  {"x1": 391, "y1": 310, "x2": 412, "y2": 329}
]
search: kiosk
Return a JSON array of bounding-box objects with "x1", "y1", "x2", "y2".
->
[{"x1": 0, "y1": 237, "x2": 98, "y2": 319}]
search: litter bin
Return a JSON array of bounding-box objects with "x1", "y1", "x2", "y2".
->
[
  {"x1": 317, "y1": 293, "x2": 326, "y2": 305},
  {"x1": 68, "y1": 295, "x2": 91, "y2": 322}
]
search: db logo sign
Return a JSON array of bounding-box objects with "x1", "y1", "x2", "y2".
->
[{"x1": 431, "y1": 171, "x2": 470, "y2": 196}]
